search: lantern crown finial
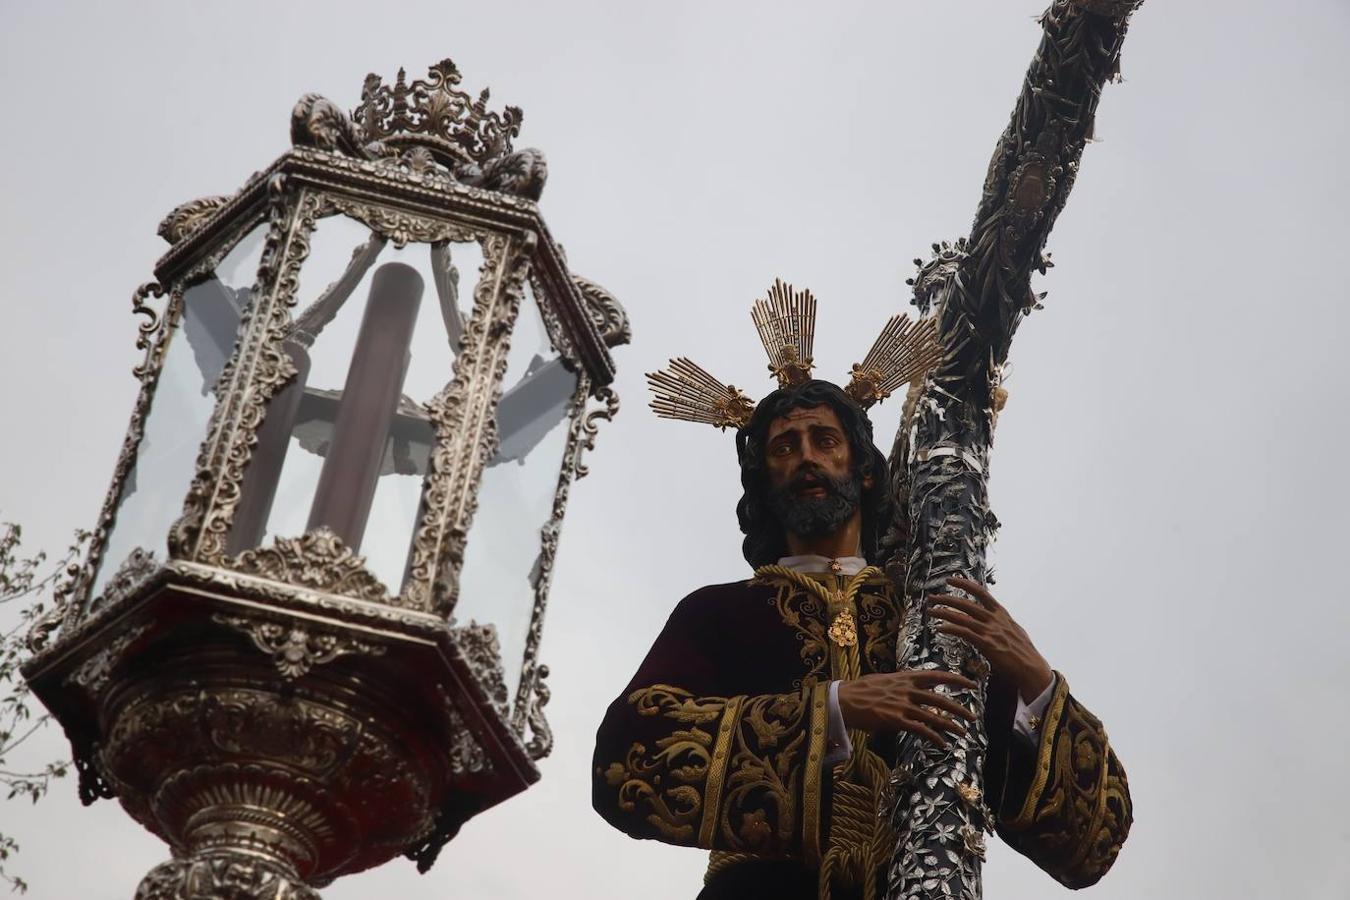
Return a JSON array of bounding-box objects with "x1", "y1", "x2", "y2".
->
[
  {"x1": 353, "y1": 59, "x2": 524, "y2": 171},
  {"x1": 288, "y1": 57, "x2": 546, "y2": 200}
]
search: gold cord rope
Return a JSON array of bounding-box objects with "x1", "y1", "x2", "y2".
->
[{"x1": 752, "y1": 565, "x2": 894, "y2": 900}]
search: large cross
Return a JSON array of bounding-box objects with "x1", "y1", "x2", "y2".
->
[{"x1": 882, "y1": 3, "x2": 1145, "y2": 898}]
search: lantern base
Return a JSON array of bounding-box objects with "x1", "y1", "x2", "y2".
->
[
  {"x1": 23, "y1": 569, "x2": 540, "y2": 890},
  {"x1": 135, "y1": 853, "x2": 320, "y2": 900}
]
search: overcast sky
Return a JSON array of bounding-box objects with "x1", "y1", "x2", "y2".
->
[{"x1": 2, "y1": 1, "x2": 1349, "y2": 898}]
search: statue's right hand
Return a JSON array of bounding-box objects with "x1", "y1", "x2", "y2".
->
[{"x1": 836, "y1": 670, "x2": 976, "y2": 747}]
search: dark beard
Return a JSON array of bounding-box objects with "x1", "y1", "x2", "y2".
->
[{"x1": 768, "y1": 466, "x2": 862, "y2": 541}]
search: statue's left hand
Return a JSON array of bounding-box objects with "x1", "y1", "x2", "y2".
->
[{"x1": 927, "y1": 576, "x2": 1053, "y2": 703}]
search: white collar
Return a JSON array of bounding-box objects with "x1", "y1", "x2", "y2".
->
[{"x1": 776, "y1": 554, "x2": 868, "y2": 576}]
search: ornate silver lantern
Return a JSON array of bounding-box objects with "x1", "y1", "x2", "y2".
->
[{"x1": 22, "y1": 59, "x2": 628, "y2": 899}]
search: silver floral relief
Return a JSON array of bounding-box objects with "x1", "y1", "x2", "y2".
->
[
  {"x1": 153, "y1": 166, "x2": 279, "y2": 279},
  {"x1": 224, "y1": 529, "x2": 392, "y2": 606},
  {"x1": 882, "y1": 288, "x2": 1006, "y2": 900},
  {"x1": 528, "y1": 268, "x2": 577, "y2": 365},
  {"x1": 211, "y1": 611, "x2": 387, "y2": 679},
  {"x1": 130, "y1": 281, "x2": 169, "y2": 381},
  {"x1": 575, "y1": 386, "x2": 619, "y2": 481},
  {"x1": 885, "y1": 391, "x2": 997, "y2": 900},
  {"x1": 450, "y1": 623, "x2": 509, "y2": 720},
  {"x1": 35, "y1": 559, "x2": 156, "y2": 676},
  {"x1": 177, "y1": 211, "x2": 275, "y2": 289},
  {"x1": 166, "y1": 559, "x2": 446, "y2": 637},
  {"x1": 368, "y1": 148, "x2": 456, "y2": 186},
  {"x1": 521, "y1": 665, "x2": 553, "y2": 762},
  {"x1": 289, "y1": 147, "x2": 538, "y2": 213},
  {"x1": 98, "y1": 547, "x2": 162, "y2": 609},
  {"x1": 135, "y1": 855, "x2": 320, "y2": 900},
  {"x1": 445, "y1": 703, "x2": 492, "y2": 777},
  {"x1": 572, "y1": 275, "x2": 631, "y2": 349},
  {"x1": 157, "y1": 195, "x2": 233, "y2": 246},
  {"x1": 402, "y1": 231, "x2": 534, "y2": 617},
  {"x1": 24, "y1": 568, "x2": 73, "y2": 654},
  {"x1": 317, "y1": 193, "x2": 481, "y2": 249},
  {"x1": 66, "y1": 620, "x2": 153, "y2": 696}
]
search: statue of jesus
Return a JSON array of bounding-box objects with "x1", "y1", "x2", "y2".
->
[{"x1": 591, "y1": 1, "x2": 1142, "y2": 897}]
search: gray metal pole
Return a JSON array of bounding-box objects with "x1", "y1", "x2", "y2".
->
[
  {"x1": 307, "y1": 262, "x2": 423, "y2": 550},
  {"x1": 227, "y1": 341, "x2": 312, "y2": 554}
]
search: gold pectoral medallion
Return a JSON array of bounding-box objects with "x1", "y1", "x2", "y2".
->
[{"x1": 828, "y1": 609, "x2": 857, "y2": 647}]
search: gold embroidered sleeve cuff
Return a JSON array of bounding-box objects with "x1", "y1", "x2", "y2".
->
[
  {"x1": 997, "y1": 675, "x2": 1133, "y2": 888},
  {"x1": 594, "y1": 681, "x2": 831, "y2": 859}
]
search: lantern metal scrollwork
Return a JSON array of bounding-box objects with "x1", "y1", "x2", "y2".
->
[{"x1": 22, "y1": 58, "x2": 628, "y2": 899}]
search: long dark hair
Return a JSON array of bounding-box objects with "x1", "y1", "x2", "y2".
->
[{"x1": 734, "y1": 380, "x2": 892, "y2": 568}]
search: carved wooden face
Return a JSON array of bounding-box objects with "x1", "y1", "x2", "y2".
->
[
  {"x1": 764, "y1": 405, "x2": 855, "y2": 494},
  {"x1": 762, "y1": 405, "x2": 874, "y2": 542}
]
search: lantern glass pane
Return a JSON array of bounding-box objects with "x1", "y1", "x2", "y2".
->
[
  {"x1": 455, "y1": 276, "x2": 578, "y2": 704},
  {"x1": 88, "y1": 221, "x2": 269, "y2": 605},
  {"x1": 228, "y1": 212, "x2": 483, "y2": 594}
]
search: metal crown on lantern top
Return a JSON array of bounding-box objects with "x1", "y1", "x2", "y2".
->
[
  {"x1": 646, "y1": 279, "x2": 942, "y2": 430},
  {"x1": 353, "y1": 59, "x2": 523, "y2": 169}
]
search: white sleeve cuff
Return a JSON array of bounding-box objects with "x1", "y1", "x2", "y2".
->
[
  {"x1": 1012, "y1": 674, "x2": 1056, "y2": 745},
  {"x1": 824, "y1": 680, "x2": 853, "y2": 767}
]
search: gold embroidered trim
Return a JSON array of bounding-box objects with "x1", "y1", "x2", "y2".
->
[
  {"x1": 606, "y1": 684, "x2": 727, "y2": 841},
  {"x1": 762, "y1": 582, "x2": 830, "y2": 683},
  {"x1": 1010, "y1": 673, "x2": 1070, "y2": 829},
  {"x1": 819, "y1": 747, "x2": 894, "y2": 900},
  {"x1": 720, "y1": 689, "x2": 812, "y2": 851},
  {"x1": 705, "y1": 850, "x2": 758, "y2": 884},
  {"x1": 699, "y1": 694, "x2": 745, "y2": 846},
  {"x1": 802, "y1": 681, "x2": 830, "y2": 866},
  {"x1": 1082, "y1": 747, "x2": 1133, "y2": 881},
  {"x1": 856, "y1": 587, "x2": 902, "y2": 675},
  {"x1": 1068, "y1": 727, "x2": 1112, "y2": 872},
  {"x1": 754, "y1": 564, "x2": 881, "y2": 611},
  {"x1": 999, "y1": 679, "x2": 1132, "y2": 887},
  {"x1": 607, "y1": 683, "x2": 822, "y2": 855},
  {"x1": 755, "y1": 565, "x2": 881, "y2": 685}
]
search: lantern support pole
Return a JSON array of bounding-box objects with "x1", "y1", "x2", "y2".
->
[
  {"x1": 228, "y1": 341, "x2": 311, "y2": 554},
  {"x1": 307, "y1": 262, "x2": 423, "y2": 550}
]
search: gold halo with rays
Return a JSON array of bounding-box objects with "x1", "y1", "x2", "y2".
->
[{"x1": 645, "y1": 279, "x2": 941, "y2": 432}]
